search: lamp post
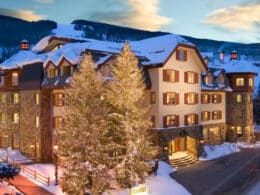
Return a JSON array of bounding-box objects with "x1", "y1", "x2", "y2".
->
[{"x1": 53, "y1": 145, "x2": 59, "y2": 185}]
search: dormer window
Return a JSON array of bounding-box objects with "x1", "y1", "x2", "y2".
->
[
  {"x1": 217, "y1": 74, "x2": 225, "y2": 86},
  {"x1": 12, "y1": 72, "x2": 19, "y2": 86},
  {"x1": 205, "y1": 74, "x2": 213, "y2": 85},
  {"x1": 62, "y1": 66, "x2": 71, "y2": 76},
  {"x1": 47, "y1": 68, "x2": 57, "y2": 78},
  {"x1": 100, "y1": 64, "x2": 111, "y2": 77},
  {"x1": 176, "y1": 49, "x2": 187, "y2": 61}
]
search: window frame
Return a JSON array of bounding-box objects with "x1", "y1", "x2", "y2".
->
[
  {"x1": 13, "y1": 93, "x2": 19, "y2": 104},
  {"x1": 184, "y1": 113, "x2": 198, "y2": 126},
  {"x1": 201, "y1": 94, "x2": 210, "y2": 104},
  {"x1": 212, "y1": 110, "x2": 222, "y2": 120},
  {"x1": 150, "y1": 92, "x2": 156, "y2": 104},
  {"x1": 13, "y1": 112, "x2": 19, "y2": 123},
  {"x1": 163, "y1": 115, "x2": 180, "y2": 128},
  {"x1": 162, "y1": 69, "x2": 179, "y2": 83},
  {"x1": 235, "y1": 77, "x2": 245, "y2": 87},
  {"x1": 201, "y1": 111, "x2": 210, "y2": 121},
  {"x1": 53, "y1": 93, "x2": 65, "y2": 107},
  {"x1": 163, "y1": 92, "x2": 179, "y2": 105},
  {"x1": 176, "y1": 49, "x2": 187, "y2": 61},
  {"x1": 11, "y1": 72, "x2": 19, "y2": 86},
  {"x1": 185, "y1": 92, "x2": 198, "y2": 105},
  {"x1": 184, "y1": 71, "x2": 198, "y2": 84},
  {"x1": 212, "y1": 94, "x2": 221, "y2": 104}
]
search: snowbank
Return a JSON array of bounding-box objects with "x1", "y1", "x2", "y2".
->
[
  {"x1": 199, "y1": 142, "x2": 240, "y2": 161},
  {"x1": 106, "y1": 161, "x2": 190, "y2": 195},
  {"x1": 0, "y1": 147, "x2": 32, "y2": 164},
  {"x1": 236, "y1": 141, "x2": 260, "y2": 149}
]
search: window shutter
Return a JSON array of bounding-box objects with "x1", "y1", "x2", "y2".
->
[
  {"x1": 163, "y1": 93, "x2": 167, "y2": 105},
  {"x1": 176, "y1": 50, "x2": 180, "y2": 60},
  {"x1": 61, "y1": 93, "x2": 65, "y2": 106},
  {"x1": 195, "y1": 114, "x2": 198, "y2": 124},
  {"x1": 219, "y1": 111, "x2": 222, "y2": 119},
  {"x1": 175, "y1": 71, "x2": 179, "y2": 82},
  {"x1": 195, "y1": 73, "x2": 199, "y2": 83},
  {"x1": 195, "y1": 93, "x2": 198, "y2": 104},
  {"x1": 184, "y1": 93, "x2": 188, "y2": 104},
  {"x1": 184, "y1": 115, "x2": 188, "y2": 126},
  {"x1": 218, "y1": 95, "x2": 222, "y2": 103},
  {"x1": 163, "y1": 116, "x2": 167, "y2": 128},
  {"x1": 208, "y1": 94, "x2": 211, "y2": 103},
  {"x1": 176, "y1": 115, "x2": 179, "y2": 127},
  {"x1": 176, "y1": 93, "x2": 180, "y2": 104},
  {"x1": 201, "y1": 112, "x2": 204, "y2": 121},
  {"x1": 184, "y1": 50, "x2": 187, "y2": 61},
  {"x1": 184, "y1": 72, "x2": 188, "y2": 83},
  {"x1": 163, "y1": 70, "x2": 168, "y2": 81}
]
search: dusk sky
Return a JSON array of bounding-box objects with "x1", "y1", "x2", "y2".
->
[{"x1": 0, "y1": 0, "x2": 259, "y2": 43}]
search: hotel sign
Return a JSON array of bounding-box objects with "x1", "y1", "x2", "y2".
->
[{"x1": 131, "y1": 184, "x2": 147, "y2": 195}]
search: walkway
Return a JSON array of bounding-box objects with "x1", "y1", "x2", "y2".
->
[
  {"x1": 171, "y1": 148, "x2": 260, "y2": 195},
  {"x1": 7, "y1": 174, "x2": 53, "y2": 195}
]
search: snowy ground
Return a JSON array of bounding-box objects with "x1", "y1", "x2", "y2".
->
[
  {"x1": 199, "y1": 142, "x2": 240, "y2": 161},
  {"x1": 105, "y1": 161, "x2": 190, "y2": 195},
  {"x1": 0, "y1": 147, "x2": 32, "y2": 164},
  {"x1": 199, "y1": 141, "x2": 260, "y2": 161}
]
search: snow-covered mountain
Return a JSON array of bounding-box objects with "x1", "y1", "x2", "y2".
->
[{"x1": 0, "y1": 16, "x2": 259, "y2": 96}]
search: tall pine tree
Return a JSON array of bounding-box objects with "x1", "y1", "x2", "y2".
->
[
  {"x1": 58, "y1": 53, "x2": 111, "y2": 195},
  {"x1": 106, "y1": 43, "x2": 157, "y2": 188}
]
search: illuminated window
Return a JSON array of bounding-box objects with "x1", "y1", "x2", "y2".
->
[
  {"x1": 12, "y1": 72, "x2": 19, "y2": 86},
  {"x1": 53, "y1": 116, "x2": 63, "y2": 129},
  {"x1": 47, "y1": 68, "x2": 57, "y2": 78},
  {"x1": 35, "y1": 116, "x2": 40, "y2": 128},
  {"x1": 150, "y1": 92, "x2": 156, "y2": 104},
  {"x1": 201, "y1": 94, "x2": 210, "y2": 104},
  {"x1": 202, "y1": 128, "x2": 208, "y2": 139},
  {"x1": 13, "y1": 112, "x2": 19, "y2": 123},
  {"x1": 185, "y1": 93, "x2": 198, "y2": 104},
  {"x1": 185, "y1": 72, "x2": 198, "y2": 84},
  {"x1": 201, "y1": 111, "x2": 210, "y2": 121},
  {"x1": 185, "y1": 114, "x2": 198, "y2": 126},
  {"x1": 35, "y1": 93, "x2": 40, "y2": 105},
  {"x1": 247, "y1": 94, "x2": 252, "y2": 103},
  {"x1": 164, "y1": 115, "x2": 179, "y2": 127},
  {"x1": 54, "y1": 93, "x2": 65, "y2": 106},
  {"x1": 150, "y1": 116, "x2": 155, "y2": 128},
  {"x1": 237, "y1": 126, "x2": 242, "y2": 137},
  {"x1": 163, "y1": 69, "x2": 179, "y2": 82},
  {"x1": 212, "y1": 110, "x2": 222, "y2": 120},
  {"x1": 13, "y1": 93, "x2": 19, "y2": 104},
  {"x1": 236, "y1": 78, "x2": 244, "y2": 86},
  {"x1": 0, "y1": 113, "x2": 6, "y2": 123},
  {"x1": 212, "y1": 94, "x2": 221, "y2": 103},
  {"x1": 236, "y1": 94, "x2": 242, "y2": 103},
  {"x1": 248, "y1": 78, "x2": 253, "y2": 87},
  {"x1": 1, "y1": 94, "x2": 6, "y2": 104},
  {"x1": 205, "y1": 75, "x2": 213, "y2": 85},
  {"x1": 163, "y1": 92, "x2": 179, "y2": 105}
]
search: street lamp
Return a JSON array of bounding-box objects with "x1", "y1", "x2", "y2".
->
[{"x1": 53, "y1": 145, "x2": 59, "y2": 185}]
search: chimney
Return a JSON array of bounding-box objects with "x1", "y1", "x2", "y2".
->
[
  {"x1": 230, "y1": 50, "x2": 238, "y2": 60},
  {"x1": 219, "y1": 51, "x2": 224, "y2": 61},
  {"x1": 20, "y1": 40, "x2": 29, "y2": 50}
]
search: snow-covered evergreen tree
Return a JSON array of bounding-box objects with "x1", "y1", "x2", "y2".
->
[
  {"x1": 106, "y1": 43, "x2": 157, "y2": 188},
  {"x1": 58, "y1": 53, "x2": 111, "y2": 195}
]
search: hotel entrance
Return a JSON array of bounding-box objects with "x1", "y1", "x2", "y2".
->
[{"x1": 168, "y1": 136, "x2": 198, "y2": 159}]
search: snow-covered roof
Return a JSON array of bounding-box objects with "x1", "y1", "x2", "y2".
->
[
  {"x1": 0, "y1": 50, "x2": 46, "y2": 69},
  {"x1": 131, "y1": 34, "x2": 193, "y2": 65},
  {"x1": 201, "y1": 52, "x2": 214, "y2": 59}
]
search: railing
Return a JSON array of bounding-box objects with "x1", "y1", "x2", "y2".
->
[{"x1": 21, "y1": 166, "x2": 50, "y2": 186}]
